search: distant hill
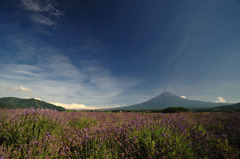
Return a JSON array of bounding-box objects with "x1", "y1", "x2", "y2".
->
[
  {"x1": 0, "y1": 97, "x2": 65, "y2": 111},
  {"x1": 211, "y1": 102, "x2": 240, "y2": 112},
  {"x1": 112, "y1": 92, "x2": 228, "y2": 110}
]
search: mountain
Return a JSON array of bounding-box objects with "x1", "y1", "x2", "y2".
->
[
  {"x1": 0, "y1": 97, "x2": 66, "y2": 111},
  {"x1": 211, "y1": 102, "x2": 240, "y2": 112},
  {"x1": 113, "y1": 92, "x2": 228, "y2": 110}
]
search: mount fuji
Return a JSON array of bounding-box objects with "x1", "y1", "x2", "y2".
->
[{"x1": 114, "y1": 92, "x2": 228, "y2": 110}]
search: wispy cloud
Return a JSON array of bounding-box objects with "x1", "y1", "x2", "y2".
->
[
  {"x1": 20, "y1": 0, "x2": 63, "y2": 29},
  {"x1": 0, "y1": 64, "x2": 43, "y2": 81},
  {"x1": 165, "y1": 37, "x2": 189, "y2": 68},
  {"x1": 31, "y1": 15, "x2": 56, "y2": 26},
  {"x1": 44, "y1": 54, "x2": 87, "y2": 80},
  {"x1": 215, "y1": 97, "x2": 226, "y2": 103},
  {"x1": 11, "y1": 86, "x2": 32, "y2": 93},
  {"x1": 21, "y1": 0, "x2": 63, "y2": 17},
  {"x1": 0, "y1": 34, "x2": 139, "y2": 107},
  {"x1": 0, "y1": 54, "x2": 138, "y2": 107},
  {"x1": 180, "y1": 96, "x2": 187, "y2": 99}
]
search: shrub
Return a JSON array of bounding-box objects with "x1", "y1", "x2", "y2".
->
[{"x1": 162, "y1": 107, "x2": 190, "y2": 113}]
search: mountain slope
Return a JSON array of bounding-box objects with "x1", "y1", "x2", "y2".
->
[
  {"x1": 211, "y1": 103, "x2": 240, "y2": 112},
  {"x1": 114, "y1": 92, "x2": 228, "y2": 110},
  {"x1": 0, "y1": 97, "x2": 65, "y2": 111}
]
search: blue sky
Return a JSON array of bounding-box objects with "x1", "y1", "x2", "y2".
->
[{"x1": 0, "y1": 0, "x2": 240, "y2": 109}]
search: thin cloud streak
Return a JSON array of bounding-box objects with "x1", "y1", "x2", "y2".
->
[
  {"x1": 0, "y1": 36, "x2": 140, "y2": 106},
  {"x1": 20, "y1": 0, "x2": 64, "y2": 28},
  {"x1": 21, "y1": 0, "x2": 63, "y2": 17},
  {"x1": 31, "y1": 15, "x2": 56, "y2": 26},
  {"x1": 45, "y1": 54, "x2": 87, "y2": 80},
  {"x1": 0, "y1": 53, "x2": 139, "y2": 106}
]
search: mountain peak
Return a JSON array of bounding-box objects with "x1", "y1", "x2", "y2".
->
[
  {"x1": 110, "y1": 91, "x2": 228, "y2": 110},
  {"x1": 159, "y1": 91, "x2": 177, "y2": 97}
]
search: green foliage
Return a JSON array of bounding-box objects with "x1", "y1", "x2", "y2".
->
[
  {"x1": 211, "y1": 102, "x2": 240, "y2": 112},
  {"x1": 0, "y1": 111, "x2": 63, "y2": 158},
  {"x1": 131, "y1": 127, "x2": 194, "y2": 158},
  {"x1": 0, "y1": 97, "x2": 65, "y2": 111},
  {"x1": 68, "y1": 117, "x2": 98, "y2": 129},
  {"x1": 162, "y1": 107, "x2": 190, "y2": 113},
  {"x1": 66, "y1": 109, "x2": 78, "y2": 112}
]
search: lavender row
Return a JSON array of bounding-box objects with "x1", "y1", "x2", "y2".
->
[{"x1": 0, "y1": 108, "x2": 239, "y2": 158}]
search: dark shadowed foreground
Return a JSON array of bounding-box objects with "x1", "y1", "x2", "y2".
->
[{"x1": 0, "y1": 109, "x2": 239, "y2": 158}]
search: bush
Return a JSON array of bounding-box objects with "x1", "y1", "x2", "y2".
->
[{"x1": 162, "y1": 107, "x2": 190, "y2": 113}]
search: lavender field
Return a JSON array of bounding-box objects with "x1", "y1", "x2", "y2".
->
[{"x1": 0, "y1": 109, "x2": 240, "y2": 158}]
